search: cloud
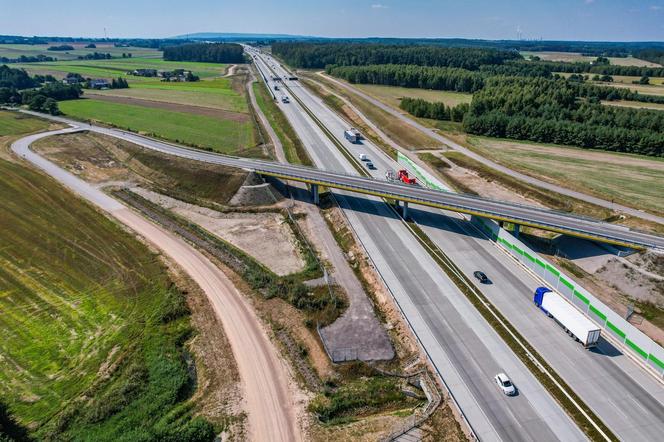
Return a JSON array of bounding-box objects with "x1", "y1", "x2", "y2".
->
[
  {"x1": 585, "y1": 0, "x2": 595, "y2": 4},
  {"x1": 650, "y1": 5, "x2": 662, "y2": 10},
  {"x1": 371, "y1": 4, "x2": 389, "y2": 9}
]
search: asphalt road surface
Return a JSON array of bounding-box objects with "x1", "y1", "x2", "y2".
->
[{"x1": 251, "y1": 49, "x2": 585, "y2": 441}]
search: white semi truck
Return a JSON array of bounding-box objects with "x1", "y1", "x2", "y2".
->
[{"x1": 534, "y1": 287, "x2": 601, "y2": 347}]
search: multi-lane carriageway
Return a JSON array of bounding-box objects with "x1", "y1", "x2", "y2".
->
[
  {"x1": 249, "y1": 52, "x2": 664, "y2": 251},
  {"x1": 250, "y1": 48, "x2": 664, "y2": 441}
]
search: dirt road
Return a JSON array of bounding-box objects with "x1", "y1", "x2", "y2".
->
[{"x1": 12, "y1": 129, "x2": 301, "y2": 442}]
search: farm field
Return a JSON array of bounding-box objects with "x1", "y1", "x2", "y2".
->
[
  {"x1": 466, "y1": 136, "x2": 664, "y2": 216},
  {"x1": 521, "y1": 51, "x2": 661, "y2": 67},
  {"x1": 0, "y1": 111, "x2": 213, "y2": 439},
  {"x1": 602, "y1": 100, "x2": 664, "y2": 111},
  {"x1": 89, "y1": 78, "x2": 248, "y2": 113},
  {"x1": 0, "y1": 42, "x2": 161, "y2": 61},
  {"x1": 354, "y1": 84, "x2": 472, "y2": 108},
  {"x1": 13, "y1": 57, "x2": 228, "y2": 81},
  {"x1": 59, "y1": 98, "x2": 258, "y2": 155},
  {"x1": 598, "y1": 80, "x2": 664, "y2": 96}
]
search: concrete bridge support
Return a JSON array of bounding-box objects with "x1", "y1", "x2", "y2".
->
[{"x1": 311, "y1": 184, "x2": 319, "y2": 205}]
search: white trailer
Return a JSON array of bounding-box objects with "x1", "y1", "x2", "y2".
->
[{"x1": 534, "y1": 287, "x2": 601, "y2": 347}]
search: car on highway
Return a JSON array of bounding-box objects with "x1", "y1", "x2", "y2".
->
[
  {"x1": 365, "y1": 161, "x2": 375, "y2": 170},
  {"x1": 281, "y1": 96, "x2": 290, "y2": 103},
  {"x1": 494, "y1": 373, "x2": 516, "y2": 396},
  {"x1": 473, "y1": 270, "x2": 490, "y2": 284},
  {"x1": 359, "y1": 153, "x2": 368, "y2": 161}
]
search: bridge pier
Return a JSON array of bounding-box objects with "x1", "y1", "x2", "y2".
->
[
  {"x1": 311, "y1": 184, "x2": 319, "y2": 205},
  {"x1": 513, "y1": 224, "x2": 520, "y2": 238},
  {"x1": 402, "y1": 201, "x2": 409, "y2": 219}
]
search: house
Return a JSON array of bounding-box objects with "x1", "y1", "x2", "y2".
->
[
  {"x1": 131, "y1": 68, "x2": 158, "y2": 77},
  {"x1": 62, "y1": 77, "x2": 79, "y2": 85},
  {"x1": 88, "y1": 79, "x2": 110, "y2": 89}
]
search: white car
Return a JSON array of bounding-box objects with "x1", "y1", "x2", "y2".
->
[
  {"x1": 494, "y1": 373, "x2": 516, "y2": 396},
  {"x1": 359, "y1": 153, "x2": 368, "y2": 161}
]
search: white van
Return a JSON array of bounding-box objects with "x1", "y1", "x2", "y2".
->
[{"x1": 359, "y1": 153, "x2": 368, "y2": 161}]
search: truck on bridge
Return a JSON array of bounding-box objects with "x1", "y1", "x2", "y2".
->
[{"x1": 534, "y1": 287, "x2": 601, "y2": 347}]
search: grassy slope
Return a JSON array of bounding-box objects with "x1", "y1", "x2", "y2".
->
[
  {"x1": 59, "y1": 98, "x2": 256, "y2": 155},
  {"x1": 0, "y1": 113, "x2": 212, "y2": 440},
  {"x1": 465, "y1": 136, "x2": 664, "y2": 217},
  {"x1": 354, "y1": 84, "x2": 472, "y2": 108}
]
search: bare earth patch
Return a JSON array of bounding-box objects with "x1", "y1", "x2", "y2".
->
[
  {"x1": 132, "y1": 188, "x2": 306, "y2": 276},
  {"x1": 84, "y1": 92, "x2": 250, "y2": 122}
]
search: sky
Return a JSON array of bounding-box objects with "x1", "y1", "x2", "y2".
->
[{"x1": 1, "y1": 0, "x2": 663, "y2": 41}]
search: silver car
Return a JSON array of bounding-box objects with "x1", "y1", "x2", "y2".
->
[{"x1": 494, "y1": 373, "x2": 516, "y2": 396}]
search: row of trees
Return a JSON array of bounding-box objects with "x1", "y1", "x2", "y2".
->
[
  {"x1": 326, "y1": 63, "x2": 664, "y2": 106},
  {"x1": 272, "y1": 42, "x2": 520, "y2": 70},
  {"x1": 47, "y1": 44, "x2": 74, "y2": 51},
  {"x1": 399, "y1": 97, "x2": 469, "y2": 122},
  {"x1": 635, "y1": 49, "x2": 664, "y2": 66},
  {"x1": 327, "y1": 64, "x2": 485, "y2": 93},
  {"x1": 525, "y1": 60, "x2": 664, "y2": 78},
  {"x1": 162, "y1": 43, "x2": 244, "y2": 63},
  {"x1": 0, "y1": 54, "x2": 56, "y2": 64},
  {"x1": 464, "y1": 77, "x2": 664, "y2": 156}
]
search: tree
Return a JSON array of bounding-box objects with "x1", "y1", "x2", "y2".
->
[
  {"x1": 634, "y1": 76, "x2": 650, "y2": 85},
  {"x1": 44, "y1": 97, "x2": 59, "y2": 115},
  {"x1": 27, "y1": 94, "x2": 46, "y2": 111}
]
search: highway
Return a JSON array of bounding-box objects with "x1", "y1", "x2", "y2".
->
[
  {"x1": 19, "y1": 48, "x2": 664, "y2": 440},
  {"x1": 318, "y1": 72, "x2": 664, "y2": 226},
  {"x1": 253, "y1": 49, "x2": 664, "y2": 441},
  {"x1": 250, "y1": 49, "x2": 585, "y2": 441}
]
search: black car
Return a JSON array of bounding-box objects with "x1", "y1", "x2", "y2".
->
[{"x1": 473, "y1": 271, "x2": 490, "y2": 284}]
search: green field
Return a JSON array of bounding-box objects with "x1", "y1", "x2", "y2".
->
[
  {"x1": 0, "y1": 43, "x2": 161, "y2": 61},
  {"x1": 0, "y1": 110, "x2": 51, "y2": 135},
  {"x1": 521, "y1": 51, "x2": 661, "y2": 67},
  {"x1": 355, "y1": 83, "x2": 472, "y2": 108},
  {"x1": 93, "y1": 78, "x2": 248, "y2": 113},
  {"x1": 467, "y1": 136, "x2": 664, "y2": 216},
  {"x1": 13, "y1": 57, "x2": 228, "y2": 82},
  {"x1": 59, "y1": 98, "x2": 257, "y2": 155},
  {"x1": 602, "y1": 100, "x2": 664, "y2": 111},
  {"x1": 0, "y1": 112, "x2": 212, "y2": 439}
]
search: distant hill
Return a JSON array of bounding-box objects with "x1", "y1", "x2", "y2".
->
[{"x1": 171, "y1": 32, "x2": 319, "y2": 41}]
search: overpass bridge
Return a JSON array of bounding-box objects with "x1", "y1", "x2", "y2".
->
[
  {"x1": 15, "y1": 111, "x2": 664, "y2": 250},
  {"x1": 246, "y1": 159, "x2": 663, "y2": 250}
]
